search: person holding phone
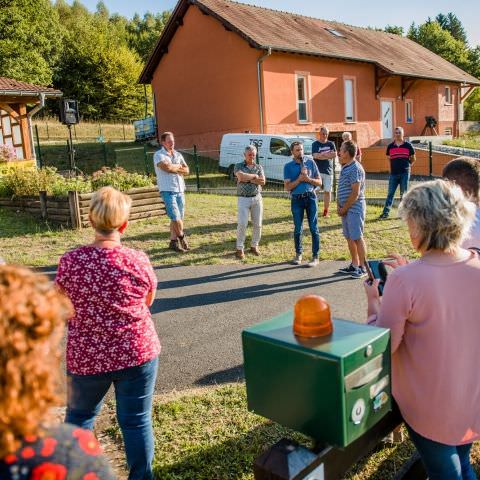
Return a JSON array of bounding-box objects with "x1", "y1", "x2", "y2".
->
[{"x1": 364, "y1": 180, "x2": 480, "y2": 479}]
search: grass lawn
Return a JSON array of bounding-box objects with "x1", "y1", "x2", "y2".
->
[
  {"x1": 101, "y1": 383, "x2": 480, "y2": 480},
  {"x1": 0, "y1": 193, "x2": 414, "y2": 268}
]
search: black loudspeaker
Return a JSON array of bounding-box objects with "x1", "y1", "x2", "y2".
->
[
  {"x1": 425, "y1": 116, "x2": 437, "y2": 128},
  {"x1": 59, "y1": 99, "x2": 80, "y2": 125}
]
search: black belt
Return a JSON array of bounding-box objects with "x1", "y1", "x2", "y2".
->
[
  {"x1": 238, "y1": 194, "x2": 260, "y2": 198},
  {"x1": 291, "y1": 191, "x2": 315, "y2": 199}
]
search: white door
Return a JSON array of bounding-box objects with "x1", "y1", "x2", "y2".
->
[{"x1": 381, "y1": 101, "x2": 393, "y2": 139}]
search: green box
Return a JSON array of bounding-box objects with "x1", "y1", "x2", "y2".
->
[{"x1": 242, "y1": 312, "x2": 391, "y2": 447}]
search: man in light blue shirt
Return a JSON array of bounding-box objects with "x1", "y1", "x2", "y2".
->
[
  {"x1": 154, "y1": 131, "x2": 190, "y2": 252},
  {"x1": 283, "y1": 141, "x2": 322, "y2": 266}
]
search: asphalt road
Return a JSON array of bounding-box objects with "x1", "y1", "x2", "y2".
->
[{"x1": 152, "y1": 261, "x2": 367, "y2": 393}]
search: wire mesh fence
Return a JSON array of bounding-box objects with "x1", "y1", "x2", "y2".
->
[{"x1": 31, "y1": 134, "x2": 434, "y2": 201}]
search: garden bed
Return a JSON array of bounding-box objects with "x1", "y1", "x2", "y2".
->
[{"x1": 0, "y1": 186, "x2": 164, "y2": 229}]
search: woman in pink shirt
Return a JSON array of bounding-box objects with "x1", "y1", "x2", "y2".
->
[
  {"x1": 365, "y1": 179, "x2": 480, "y2": 480},
  {"x1": 56, "y1": 186, "x2": 160, "y2": 480}
]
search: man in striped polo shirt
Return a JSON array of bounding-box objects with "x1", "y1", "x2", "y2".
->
[
  {"x1": 379, "y1": 126, "x2": 416, "y2": 219},
  {"x1": 337, "y1": 141, "x2": 368, "y2": 279}
]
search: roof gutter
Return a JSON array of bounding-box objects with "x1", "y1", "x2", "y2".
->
[
  {"x1": 0, "y1": 90, "x2": 61, "y2": 97},
  {"x1": 257, "y1": 47, "x2": 272, "y2": 134}
]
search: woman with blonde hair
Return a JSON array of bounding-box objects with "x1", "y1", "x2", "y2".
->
[
  {"x1": 365, "y1": 179, "x2": 480, "y2": 479},
  {"x1": 0, "y1": 265, "x2": 114, "y2": 478},
  {"x1": 56, "y1": 186, "x2": 160, "y2": 480}
]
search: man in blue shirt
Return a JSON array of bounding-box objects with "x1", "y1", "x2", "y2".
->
[
  {"x1": 312, "y1": 126, "x2": 337, "y2": 217},
  {"x1": 284, "y1": 141, "x2": 322, "y2": 267}
]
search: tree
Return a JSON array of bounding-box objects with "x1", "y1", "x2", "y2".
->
[
  {"x1": 126, "y1": 11, "x2": 171, "y2": 62},
  {"x1": 0, "y1": 0, "x2": 63, "y2": 85},
  {"x1": 435, "y1": 12, "x2": 468, "y2": 45},
  {"x1": 384, "y1": 25, "x2": 404, "y2": 36},
  {"x1": 464, "y1": 89, "x2": 480, "y2": 121},
  {"x1": 407, "y1": 21, "x2": 471, "y2": 72},
  {"x1": 53, "y1": 1, "x2": 145, "y2": 119}
]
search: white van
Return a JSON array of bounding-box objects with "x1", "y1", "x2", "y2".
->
[{"x1": 219, "y1": 133, "x2": 318, "y2": 182}]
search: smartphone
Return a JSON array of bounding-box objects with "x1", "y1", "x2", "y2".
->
[{"x1": 365, "y1": 260, "x2": 388, "y2": 296}]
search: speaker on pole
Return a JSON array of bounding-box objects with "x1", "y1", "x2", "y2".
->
[{"x1": 59, "y1": 99, "x2": 80, "y2": 125}]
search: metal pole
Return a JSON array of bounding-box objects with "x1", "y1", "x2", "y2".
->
[
  {"x1": 68, "y1": 125, "x2": 76, "y2": 173},
  {"x1": 144, "y1": 85, "x2": 148, "y2": 118},
  {"x1": 46, "y1": 121, "x2": 50, "y2": 140},
  {"x1": 123, "y1": 122, "x2": 126, "y2": 141},
  {"x1": 194, "y1": 145, "x2": 200, "y2": 192},
  {"x1": 428, "y1": 141, "x2": 433, "y2": 177},
  {"x1": 143, "y1": 143, "x2": 149, "y2": 175},
  {"x1": 35, "y1": 124, "x2": 43, "y2": 168}
]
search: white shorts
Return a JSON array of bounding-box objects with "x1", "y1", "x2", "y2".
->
[{"x1": 320, "y1": 173, "x2": 333, "y2": 192}]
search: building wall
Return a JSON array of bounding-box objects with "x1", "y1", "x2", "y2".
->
[
  {"x1": 150, "y1": 4, "x2": 261, "y2": 151},
  {"x1": 150, "y1": 6, "x2": 461, "y2": 151},
  {"x1": 262, "y1": 57, "x2": 460, "y2": 148}
]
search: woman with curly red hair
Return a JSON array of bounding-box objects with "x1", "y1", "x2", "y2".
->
[{"x1": 0, "y1": 265, "x2": 114, "y2": 479}]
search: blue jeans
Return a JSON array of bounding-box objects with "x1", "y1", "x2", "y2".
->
[
  {"x1": 407, "y1": 424, "x2": 477, "y2": 480},
  {"x1": 382, "y1": 172, "x2": 410, "y2": 214},
  {"x1": 291, "y1": 192, "x2": 320, "y2": 256},
  {"x1": 66, "y1": 357, "x2": 159, "y2": 480},
  {"x1": 161, "y1": 191, "x2": 185, "y2": 221}
]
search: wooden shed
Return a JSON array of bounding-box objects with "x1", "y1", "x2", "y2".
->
[{"x1": 0, "y1": 77, "x2": 62, "y2": 168}]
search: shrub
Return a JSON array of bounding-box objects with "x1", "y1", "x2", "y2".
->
[
  {"x1": 0, "y1": 144, "x2": 16, "y2": 163},
  {"x1": 0, "y1": 167, "x2": 91, "y2": 197},
  {"x1": 90, "y1": 167, "x2": 154, "y2": 191}
]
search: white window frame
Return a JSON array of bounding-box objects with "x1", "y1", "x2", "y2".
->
[
  {"x1": 295, "y1": 73, "x2": 310, "y2": 123},
  {"x1": 344, "y1": 76, "x2": 357, "y2": 123},
  {"x1": 405, "y1": 99, "x2": 413, "y2": 124},
  {"x1": 445, "y1": 86, "x2": 452, "y2": 105}
]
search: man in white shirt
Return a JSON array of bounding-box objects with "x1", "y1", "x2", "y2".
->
[{"x1": 153, "y1": 131, "x2": 190, "y2": 252}]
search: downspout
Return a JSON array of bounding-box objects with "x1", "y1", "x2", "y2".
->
[
  {"x1": 27, "y1": 92, "x2": 46, "y2": 166},
  {"x1": 257, "y1": 47, "x2": 272, "y2": 134}
]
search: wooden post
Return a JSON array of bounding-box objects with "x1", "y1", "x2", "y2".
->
[
  {"x1": 39, "y1": 191, "x2": 48, "y2": 220},
  {"x1": 68, "y1": 190, "x2": 81, "y2": 229}
]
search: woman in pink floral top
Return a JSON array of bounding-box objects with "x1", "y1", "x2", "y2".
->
[{"x1": 56, "y1": 186, "x2": 160, "y2": 480}]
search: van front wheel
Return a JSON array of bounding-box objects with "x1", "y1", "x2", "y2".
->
[{"x1": 227, "y1": 165, "x2": 235, "y2": 181}]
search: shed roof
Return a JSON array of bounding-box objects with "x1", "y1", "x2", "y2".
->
[
  {"x1": 139, "y1": 0, "x2": 480, "y2": 86},
  {"x1": 0, "y1": 77, "x2": 62, "y2": 97}
]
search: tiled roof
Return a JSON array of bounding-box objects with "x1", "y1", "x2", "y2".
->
[
  {"x1": 140, "y1": 0, "x2": 480, "y2": 85},
  {"x1": 0, "y1": 77, "x2": 62, "y2": 96}
]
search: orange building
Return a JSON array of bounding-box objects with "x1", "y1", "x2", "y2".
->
[{"x1": 140, "y1": 0, "x2": 480, "y2": 152}]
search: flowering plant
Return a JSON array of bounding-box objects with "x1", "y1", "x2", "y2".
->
[{"x1": 0, "y1": 144, "x2": 16, "y2": 162}]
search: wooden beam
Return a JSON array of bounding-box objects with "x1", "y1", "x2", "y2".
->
[
  {"x1": 0, "y1": 103, "x2": 20, "y2": 119},
  {"x1": 460, "y1": 85, "x2": 476, "y2": 102},
  {"x1": 0, "y1": 96, "x2": 40, "y2": 105},
  {"x1": 375, "y1": 66, "x2": 391, "y2": 98},
  {"x1": 18, "y1": 104, "x2": 32, "y2": 160},
  {"x1": 401, "y1": 78, "x2": 417, "y2": 99}
]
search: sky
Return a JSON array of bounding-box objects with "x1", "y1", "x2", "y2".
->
[{"x1": 66, "y1": 0, "x2": 480, "y2": 46}]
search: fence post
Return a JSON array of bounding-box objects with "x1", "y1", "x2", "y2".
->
[
  {"x1": 123, "y1": 122, "x2": 126, "y2": 141},
  {"x1": 332, "y1": 156, "x2": 338, "y2": 201},
  {"x1": 68, "y1": 190, "x2": 81, "y2": 230},
  {"x1": 143, "y1": 144, "x2": 149, "y2": 175},
  {"x1": 102, "y1": 142, "x2": 108, "y2": 167},
  {"x1": 428, "y1": 141, "x2": 433, "y2": 177},
  {"x1": 193, "y1": 144, "x2": 200, "y2": 192},
  {"x1": 46, "y1": 122, "x2": 50, "y2": 140},
  {"x1": 35, "y1": 125, "x2": 43, "y2": 168},
  {"x1": 39, "y1": 191, "x2": 48, "y2": 220}
]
